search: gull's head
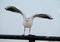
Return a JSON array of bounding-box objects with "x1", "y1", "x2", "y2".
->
[
  {"x1": 26, "y1": 15, "x2": 31, "y2": 19},
  {"x1": 28, "y1": 17, "x2": 30, "y2": 19},
  {"x1": 24, "y1": 17, "x2": 31, "y2": 22},
  {"x1": 24, "y1": 16, "x2": 31, "y2": 20}
]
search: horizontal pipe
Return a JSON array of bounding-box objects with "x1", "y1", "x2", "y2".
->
[{"x1": 0, "y1": 34, "x2": 60, "y2": 41}]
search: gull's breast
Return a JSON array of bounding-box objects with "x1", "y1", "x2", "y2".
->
[{"x1": 23, "y1": 19, "x2": 33, "y2": 28}]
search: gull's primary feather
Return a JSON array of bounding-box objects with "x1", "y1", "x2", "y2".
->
[
  {"x1": 32, "y1": 14, "x2": 53, "y2": 20},
  {"x1": 5, "y1": 6, "x2": 23, "y2": 15}
]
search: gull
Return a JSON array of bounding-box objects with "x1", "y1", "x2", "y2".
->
[{"x1": 5, "y1": 6, "x2": 53, "y2": 35}]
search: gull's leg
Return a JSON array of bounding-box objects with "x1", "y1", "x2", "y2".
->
[
  {"x1": 29, "y1": 28, "x2": 31, "y2": 35},
  {"x1": 23, "y1": 28, "x2": 25, "y2": 35}
]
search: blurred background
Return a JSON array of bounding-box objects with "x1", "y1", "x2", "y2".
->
[{"x1": 0, "y1": 0, "x2": 60, "y2": 42}]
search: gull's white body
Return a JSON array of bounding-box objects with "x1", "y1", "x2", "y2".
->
[
  {"x1": 23, "y1": 17, "x2": 33, "y2": 28},
  {"x1": 5, "y1": 6, "x2": 53, "y2": 35},
  {"x1": 23, "y1": 17, "x2": 33, "y2": 35}
]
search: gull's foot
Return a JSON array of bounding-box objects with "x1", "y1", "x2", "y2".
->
[
  {"x1": 22, "y1": 33, "x2": 25, "y2": 36},
  {"x1": 29, "y1": 34, "x2": 32, "y2": 36}
]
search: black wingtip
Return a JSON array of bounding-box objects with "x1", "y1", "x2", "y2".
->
[
  {"x1": 5, "y1": 6, "x2": 22, "y2": 14},
  {"x1": 49, "y1": 17, "x2": 53, "y2": 20},
  {"x1": 5, "y1": 7, "x2": 10, "y2": 11},
  {"x1": 5, "y1": 8, "x2": 7, "y2": 10}
]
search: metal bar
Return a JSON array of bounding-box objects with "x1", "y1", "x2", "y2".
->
[
  {"x1": 0, "y1": 34, "x2": 60, "y2": 41},
  {"x1": 29, "y1": 40, "x2": 35, "y2": 42}
]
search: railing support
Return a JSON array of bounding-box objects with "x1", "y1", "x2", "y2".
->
[
  {"x1": 29, "y1": 40, "x2": 35, "y2": 42},
  {"x1": 0, "y1": 34, "x2": 60, "y2": 41}
]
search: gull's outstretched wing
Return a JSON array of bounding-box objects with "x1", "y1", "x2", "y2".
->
[
  {"x1": 32, "y1": 14, "x2": 53, "y2": 20},
  {"x1": 5, "y1": 6, "x2": 23, "y2": 15}
]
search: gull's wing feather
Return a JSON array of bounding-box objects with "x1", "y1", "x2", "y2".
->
[
  {"x1": 5, "y1": 6, "x2": 23, "y2": 15},
  {"x1": 32, "y1": 14, "x2": 53, "y2": 20},
  {"x1": 5, "y1": 6, "x2": 26, "y2": 18}
]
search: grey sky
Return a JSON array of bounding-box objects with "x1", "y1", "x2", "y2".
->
[{"x1": 0, "y1": 0, "x2": 60, "y2": 42}]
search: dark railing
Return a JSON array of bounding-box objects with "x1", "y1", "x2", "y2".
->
[{"x1": 0, "y1": 34, "x2": 60, "y2": 42}]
